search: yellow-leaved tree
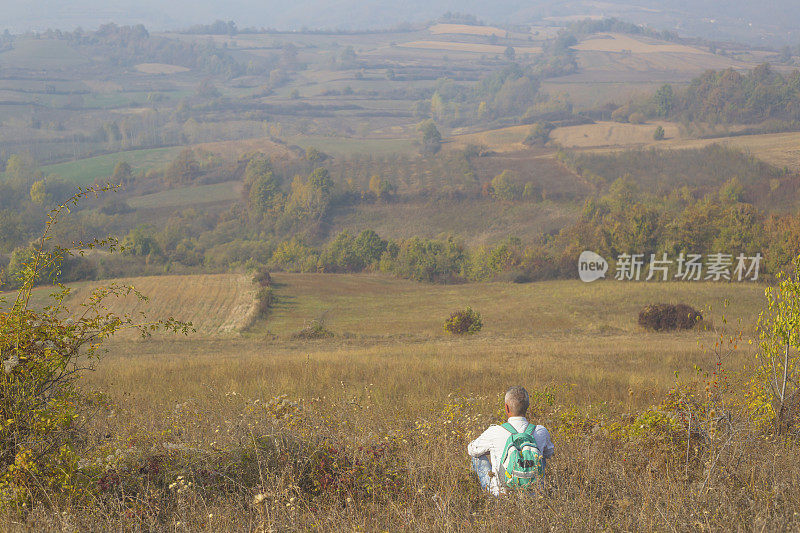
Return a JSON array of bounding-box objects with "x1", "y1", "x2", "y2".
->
[
  {"x1": 751, "y1": 255, "x2": 800, "y2": 433},
  {"x1": 0, "y1": 185, "x2": 191, "y2": 510}
]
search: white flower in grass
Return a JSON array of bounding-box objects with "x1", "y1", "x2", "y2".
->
[{"x1": 3, "y1": 355, "x2": 19, "y2": 374}]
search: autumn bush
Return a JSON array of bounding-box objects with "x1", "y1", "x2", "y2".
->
[
  {"x1": 443, "y1": 307, "x2": 483, "y2": 335},
  {"x1": 255, "y1": 287, "x2": 273, "y2": 318},
  {"x1": 638, "y1": 303, "x2": 702, "y2": 331},
  {"x1": 292, "y1": 319, "x2": 334, "y2": 339},
  {"x1": 0, "y1": 187, "x2": 190, "y2": 513}
]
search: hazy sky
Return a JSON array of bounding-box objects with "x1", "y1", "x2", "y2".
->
[{"x1": 3, "y1": 0, "x2": 800, "y2": 44}]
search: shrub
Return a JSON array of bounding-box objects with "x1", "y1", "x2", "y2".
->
[
  {"x1": 443, "y1": 307, "x2": 483, "y2": 335},
  {"x1": 638, "y1": 303, "x2": 702, "y2": 331},
  {"x1": 523, "y1": 122, "x2": 555, "y2": 146},
  {"x1": 253, "y1": 266, "x2": 272, "y2": 288},
  {"x1": 490, "y1": 170, "x2": 522, "y2": 201},
  {"x1": 293, "y1": 319, "x2": 334, "y2": 339},
  {"x1": 255, "y1": 287, "x2": 273, "y2": 318},
  {"x1": 653, "y1": 125, "x2": 666, "y2": 140},
  {"x1": 0, "y1": 186, "x2": 191, "y2": 510}
]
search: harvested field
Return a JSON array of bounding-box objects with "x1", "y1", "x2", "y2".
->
[
  {"x1": 398, "y1": 40, "x2": 541, "y2": 55},
  {"x1": 134, "y1": 63, "x2": 191, "y2": 74},
  {"x1": 64, "y1": 274, "x2": 257, "y2": 336}
]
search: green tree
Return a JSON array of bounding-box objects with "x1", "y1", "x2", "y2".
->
[
  {"x1": 490, "y1": 170, "x2": 521, "y2": 201},
  {"x1": 285, "y1": 169, "x2": 333, "y2": 221},
  {"x1": 244, "y1": 156, "x2": 283, "y2": 215},
  {"x1": 308, "y1": 167, "x2": 334, "y2": 195},
  {"x1": 29, "y1": 180, "x2": 52, "y2": 206},
  {"x1": 492, "y1": 76, "x2": 539, "y2": 117},
  {"x1": 111, "y1": 161, "x2": 133, "y2": 185},
  {"x1": 305, "y1": 147, "x2": 327, "y2": 165},
  {"x1": 5, "y1": 153, "x2": 42, "y2": 187},
  {"x1": 524, "y1": 122, "x2": 554, "y2": 146},
  {"x1": 122, "y1": 226, "x2": 162, "y2": 258},
  {"x1": 196, "y1": 78, "x2": 221, "y2": 98},
  {"x1": 269, "y1": 238, "x2": 319, "y2": 272},
  {"x1": 417, "y1": 119, "x2": 442, "y2": 155},
  {"x1": 368, "y1": 175, "x2": 396, "y2": 201},
  {"x1": 652, "y1": 84, "x2": 674, "y2": 117},
  {"x1": 353, "y1": 229, "x2": 388, "y2": 266},
  {"x1": 248, "y1": 172, "x2": 283, "y2": 215},
  {"x1": 319, "y1": 231, "x2": 360, "y2": 272},
  {"x1": 244, "y1": 156, "x2": 273, "y2": 189},
  {"x1": 165, "y1": 149, "x2": 200, "y2": 184},
  {"x1": 718, "y1": 177, "x2": 745, "y2": 204}
]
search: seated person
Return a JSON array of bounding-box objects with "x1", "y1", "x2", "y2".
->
[{"x1": 467, "y1": 386, "x2": 555, "y2": 496}]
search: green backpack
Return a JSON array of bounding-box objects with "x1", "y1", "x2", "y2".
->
[{"x1": 500, "y1": 422, "x2": 543, "y2": 489}]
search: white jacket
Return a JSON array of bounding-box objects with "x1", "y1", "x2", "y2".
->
[{"x1": 467, "y1": 416, "x2": 555, "y2": 495}]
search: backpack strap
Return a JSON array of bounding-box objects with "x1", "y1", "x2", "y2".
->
[
  {"x1": 523, "y1": 423, "x2": 537, "y2": 436},
  {"x1": 501, "y1": 422, "x2": 518, "y2": 434}
]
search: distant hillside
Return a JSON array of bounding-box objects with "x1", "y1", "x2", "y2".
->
[{"x1": 8, "y1": 1, "x2": 800, "y2": 45}]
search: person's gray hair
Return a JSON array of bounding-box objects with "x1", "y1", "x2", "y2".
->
[{"x1": 505, "y1": 386, "x2": 530, "y2": 416}]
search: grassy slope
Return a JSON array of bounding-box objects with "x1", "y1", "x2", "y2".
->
[
  {"x1": 81, "y1": 272, "x2": 766, "y2": 420},
  {"x1": 0, "y1": 39, "x2": 90, "y2": 69},
  {"x1": 39, "y1": 271, "x2": 782, "y2": 531},
  {"x1": 42, "y1": 147, "x2": 181, "y2": 184},
  {"x1": 127, "y1": 182, "x2": 243, "y2": 209},
  {"x1": 286, "y1": 135, "x2": 416, "y2": 157},
  {"x1": 330, "y1": 200, "x2": 577, "y2": 246},
  {"x1": 263, "y1": 273, "x2": 763, "y2": 338},
  {"x1": 551, "y1": 122, "x2": 800, "y2": 171}
]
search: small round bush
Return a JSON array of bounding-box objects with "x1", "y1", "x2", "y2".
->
[
  {"x1": 293, "y1": 319, "x2": 334, "y2": 339},
  {"x1": 638, "y1": 303, "x2": 702, "y2": 331},
  {"x1": 443, "y1": 307, "x2": 483, "y2": 335}
]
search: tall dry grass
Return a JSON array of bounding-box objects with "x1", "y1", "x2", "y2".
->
[{"x1": 4, "y1": 275, "x2": 794, "y2": 531}]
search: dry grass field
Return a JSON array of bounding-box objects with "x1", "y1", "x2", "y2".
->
[
  {"x1": 572, "y1": 33, "x2": 711, "y2": 55},
  {"x1": 658, "y1": 131, "x2": 800, "y2": 171},
  {"x1": 398, "y1": 41, "x2": 542, "y2": 55},
  {"x1": 541, "y1": 80, "x2": 676, "y2": 109},
  {"x1": 55, "y1": 273, "x2": 258, "y2": 336},
  {"x1": 550, "y1": 122, "x2": 800, "y2": 171},
  {"x1": 550, "y1": 121, "x2": 684, "y2": 148},
  {"x1": 134, "y1": 63, "x2": 190, "y2": 75},
  {"x1": 76, "y1": 271, "x2": 768, "y2": 416},
  {"x1": 574, "y1": 50, "x2": 739, "y2": 79},
  {"x1": 448, "y1": 124, "x2": 531, "y2": 152},
  {"x1": 428, "y1": 24, "x2": 509, "y2": 37},
  {"x1": 566, "y1": 33, "x2": 743, "y2": 81},
  {"x1": 261, "y1": 273, "x2": 763, "y2": 338},
  {"x1": 194, "y1": 138, "x2": 298, "y2": 161},
  {"x1": 11, "y1": 272, "x2": 800, "y2": 531},
  {"x1": 81, "y1": 271, "x2": 768, "y2": 438}
]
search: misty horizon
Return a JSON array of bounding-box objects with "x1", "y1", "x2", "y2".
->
[{"x1": 3, "y1": 0, "x2": 800, "y2": 46}]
